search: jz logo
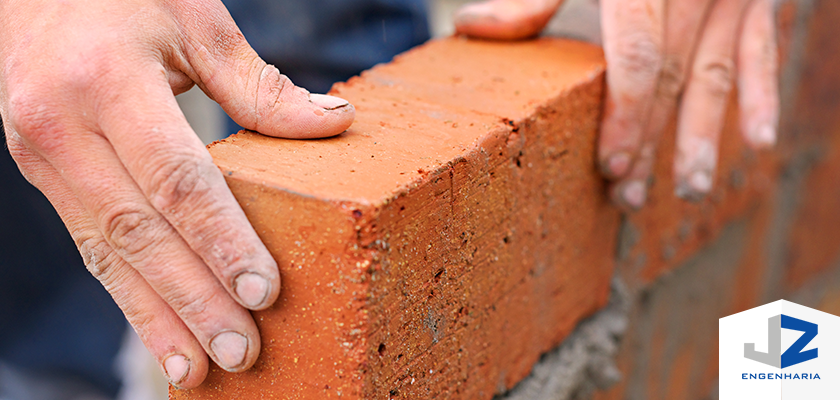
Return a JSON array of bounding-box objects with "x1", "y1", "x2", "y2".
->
[{"x1": 744, "y1": 314, "x2": 818, "y2": 369}]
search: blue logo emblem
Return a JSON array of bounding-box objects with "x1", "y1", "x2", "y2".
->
[{"x1": 744, "y1": 314, "x2": 818, "y2": 369}]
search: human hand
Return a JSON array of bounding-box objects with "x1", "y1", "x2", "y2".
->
[
  {"x1": 0, "y1": 0, "x2": 354, "y2": 389},
  {"x1": 454, "y1": 0, "x2": 779, "y2": 209}
]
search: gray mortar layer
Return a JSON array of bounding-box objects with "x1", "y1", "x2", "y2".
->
[
  {"x1": 494, "y1": 277, "x2": 631, "y2": 400},
  {"x1": 621, "y1": 223, "x2": 746, "y2": 400},
  {"x1": 759, "y1": 146, "x2": 825, "y2": 303}
]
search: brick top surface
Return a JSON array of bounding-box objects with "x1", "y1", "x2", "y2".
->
[{"x1": 207, "y1": 38, "x2": 604, "y2": 204}]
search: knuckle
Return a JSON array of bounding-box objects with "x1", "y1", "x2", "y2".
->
[
  {"x1": 639, "y1": 143, "x2": 656, "y2": 160},
  {"x1": 4, "y1": 41, "x2": 124, "y2": 143},
  {"x1": 4, "y1": 129, "x2": 25, "y2": 153},
  {"x1": 4, "y1": 133, "x2": 39, "y2": 181},
  {"x1": 102, "y1": 206, "x2": 159, "y2": 258},
  {"x1": 211, "y1": 245, "x2": 266, "y2": 283},
  {"x1": 759, "y1": 40, "x2": 779, "y2": 72},
  {"x1": 213, "y1": 28, "x2": 250, "y2": 60},
  {"x1": 60, "y1": 61, "x2": 102, "y2": 91},
  {"x1": 146, "y1": 154, "x2": 214, "y2": 213},
  {"x1": 696, "y1": 58, "x2": 735, "y2": 98},
  {"x1": 168, "y1": 287, "x2": 219, "y2": 324},
  {"x1": 252, "y1": 62, "x2": 297, "y2": 130},
  {"x1": 5, "y1": 94, "x2": 61, "y2": 143},
  {"x1": 657, "y1": 57, "x2": 687, "y2": 99},
  {"x1": 269, "y1": 69, "x2": 295, "y2": 98},
  {"x1": 124, "y1": 311, "x2": 156, "y2": 340},
  {"x1": 4, "y1": 83, "x2": 88, "y2": 154},
  {"x1": 77, "y1": 234, "x2": 118, "y2": 281},
  {"x1": 611, "y1": 32, "x2": 663, "y2": 85},
  {"x1": 208, "y1": 243, "x2": 246, "y2": 276},
  {"x1": 52, "y1": 39, "x2": 121, "y2": 90}
]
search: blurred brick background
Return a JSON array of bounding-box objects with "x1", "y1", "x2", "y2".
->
[{"x1": 593, "y1": 0, "x2": 840, "y2": 398}]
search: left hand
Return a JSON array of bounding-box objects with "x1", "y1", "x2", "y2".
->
[
  {"x1": 0, "y1": 0, "x2": 354, "y2": 389},
  {"x1": 454, "y1": 0, "x2": 779, "y2": 210}
]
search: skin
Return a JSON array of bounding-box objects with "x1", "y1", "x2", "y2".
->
[
  {"x1": 0, "y1": 0, "x2": 775, "y2": 390},
  {"x1": 455, "y1": 0, "x2": 779, "y2": 210},
  {"x1": 0, "y1": 0, "x2": 354, "y2": 389}
]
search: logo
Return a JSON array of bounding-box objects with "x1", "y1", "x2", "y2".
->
[
  {"x1": 744, "y1": 314, "x2": 818, "y2": 368},
  {"x1": 720, "y1": 300, "x2": 840, "y2": 399}
]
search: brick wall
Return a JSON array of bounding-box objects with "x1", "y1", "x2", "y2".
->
[
  {"x1": 593, "y1": 0, "x2": 840, "y2": 398},
  {"x1": 172, "y1": 0, "x2": 840, "y2": 398}
]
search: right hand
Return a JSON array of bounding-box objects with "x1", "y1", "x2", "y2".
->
[
  {"x1": 0, "y1": 0, "x2": 354, "y2": 389},
  {"x1": 455, "y1": 0, "x2": 779, "y2": 209}
]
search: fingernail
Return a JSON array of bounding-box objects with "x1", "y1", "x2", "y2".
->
[
  {"x1": 210, "y1": 331, "x2": 248, "y2": 371},
  {"x1": 234, "y1": 272, "x2": 270, "y2": 308},
  {"x1": 675, "y1": 170, "x2": 713, "y2": 201},
  {"x1": 751, "y1": 123, "x2": 776, "y2": 147},
  {"x1": 602, "y1": 152, "x2": 632, "y2": 178},
  {"x1": 310, "y1": 94, "x2": 350, "y2": 110},
  {"x1": 621, "y1": 180, "x2": 647, "y2": 210},
  {"x1": 163, "y1": 354, "x2": 190, "y2": 385},
  {"x1": 689, "y1": 170, "x2": 713, "y2": 193},
  {"x1": 455, "y1": 8, "x2": 497, "y2": 25}
]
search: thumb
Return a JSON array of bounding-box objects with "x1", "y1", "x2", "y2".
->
[
  {"x1": 179, "y1": 3, "x2": 354, "y2": 139},
  {"x1": 454, "y1": 0, "x2": 565, "y2": 40},
  {"x1": 214, "y1": 58, "x2": 355, "y2": 139}
]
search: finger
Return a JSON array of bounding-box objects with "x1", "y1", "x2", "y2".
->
[
  {"x1": 608, "y1": 145, "x2": 655, "y2": 211},
  {"x1": 674, "y1": 0, "x2": 753, "y2": 200},
  {"x1": 93, "y1": 72, "x2": 281, "y2": 316},
  {"x1": 13, "y1": 108, "x2": 262, "y2": 373},
  {"x1": 738, "y1": 0, "x2": 779, "y2": 148},
  {"x1": 598, "y1": 0, "x2": 665, "y2": 179},
  {"x1": 453, "y1": 0, "x2": 565, "y2": 40},
  {"x1": 170, "y1": 0, "x2": 354, "y2": 138},
  {"x1": 5, "y1": 132, "x2": 209, "y2": 389},
  {"x1": 609, "y1": 0, "x2": 717, "y2": 210}
]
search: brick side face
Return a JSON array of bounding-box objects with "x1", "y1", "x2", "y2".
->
[
  {"x1": 169, "y1": 180, "x2": 372, "y2": 399},
  {"x1": 174, "y1": 39, "x2": 617, "y2": 399},
  {"x1": 361, "y1": 78, "x2": 616, "y2": 399}
]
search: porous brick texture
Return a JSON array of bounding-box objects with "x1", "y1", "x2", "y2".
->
[
  {"x1": 173, "y1": 0, "x2": 840, "y2": 398},
  {"x1": 173, "y1": 38, "x2": 619, "y2": 400}
]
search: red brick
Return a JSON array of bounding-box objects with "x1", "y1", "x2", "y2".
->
[
  {"x1": 785, "y1": 117, "x2": 840, "y2": 288},
  {"x1": 780, "y1": 0, "x2": 840, "y2": 149},
  {"x1": 172, "y1": 38, "x2": 618, "y2": 399},
  {"x1": 781, "y1": 0, "x2": 840, "y2": 288},
  {"x1": 776, "y1": 0, "x2": 798, "y2": 72}
]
